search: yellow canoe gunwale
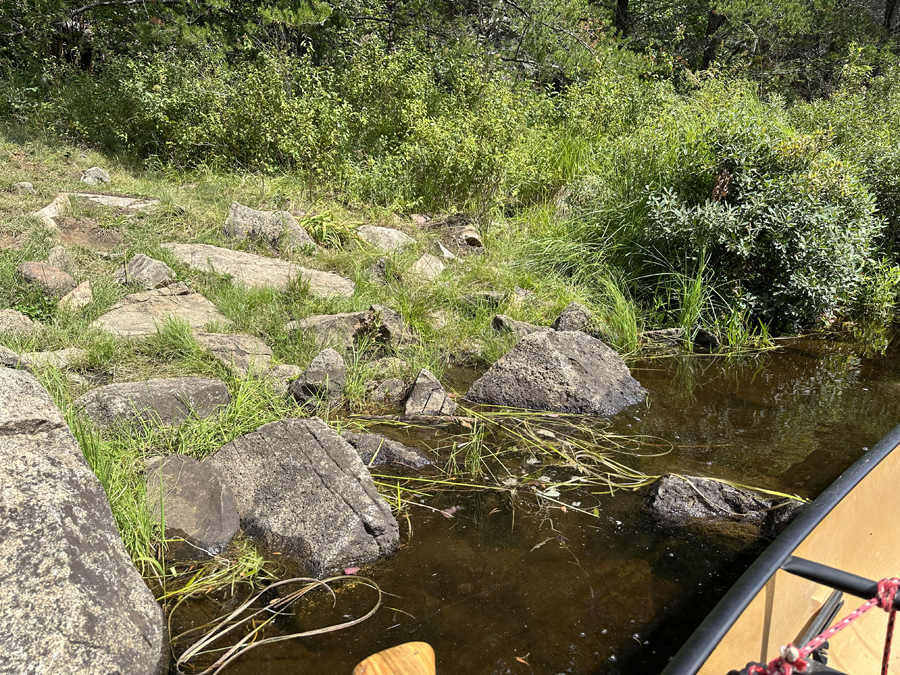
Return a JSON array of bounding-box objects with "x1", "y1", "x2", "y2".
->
[{"x1": 661, "y1": 422, "x2": 900, "y2": 675}]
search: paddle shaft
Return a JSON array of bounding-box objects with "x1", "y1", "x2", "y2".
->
[{"x1": 782, "y1": 556, "x2": 900, "y2": 610}]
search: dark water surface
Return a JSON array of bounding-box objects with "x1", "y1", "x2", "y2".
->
[{"x1": 173, "y1": 335, "x2": 900, "y2": 675}]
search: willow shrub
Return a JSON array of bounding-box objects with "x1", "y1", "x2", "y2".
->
[{"x1": 556, "y1": 79, "x2": 883, "y2": 331}]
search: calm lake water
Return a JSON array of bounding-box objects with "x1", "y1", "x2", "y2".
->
[{"x1": 170, "y1": 334, "x2": 900, "y2": 675}]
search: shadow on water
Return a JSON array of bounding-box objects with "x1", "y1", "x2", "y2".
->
[{"x1": 169, "y1": 333, "x2": 900, "y2": 675}]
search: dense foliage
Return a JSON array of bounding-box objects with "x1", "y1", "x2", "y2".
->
[{"x1": 2, "y1": 0, "x2": 900, "y2": 335}]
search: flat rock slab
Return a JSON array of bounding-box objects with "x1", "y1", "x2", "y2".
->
[
  {"x1": 195, "y1": 332, "x2": 272, "y2": 378},
  {"x1": 357, "y1": 225, "x2": 416, "y2": 251},
  {"x1": 207, "y1": 418, "x2": 400, "y2": 577},
  {"x1": 20, "y1": 347, "x2": 87, "y2": 370},
  {"x1": 0, "y1": 368, "x2": 166, "y2": 674},
  {"x1": 0, "y1": 309, "x2": 42, "y2": 335},
  {"x1": 465, "y1": 331, "x2": 646, "y2": 416},
  {"x1": 114, "y1": 254, "x2": 175, "y2": 289},
  {"x1": 17, "y1": 261, "x2": 77, "y2": 297},
  {"x1": 405, "y1": 369, "x2": 457, "y2": 416},
  {"x1": 146, "y1": 454, "x2": 239, "y2": 561},
  {"x1": 74, "y1": 377, "x2": 231, "y2": 429},
  {"x1": 340, "y1": 431, "x2": 431, "y2": 469},
  {"x1": 91, "y1": 282, "x2": 230, "y2": 337},
  {"x1": 162, "y1": 243, "x2": 354, "y2": 299},
  {"x1": 69, "y1": 192, "x2": 159, "y2": 210}
]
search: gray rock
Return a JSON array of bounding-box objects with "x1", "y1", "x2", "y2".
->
[
  {"x1": 407, "y1": 253, "x2": 445, "y2": 282},
  {"x1": 59, "y1": 280, "x2": 93, "y2": 311},
  {"x1": 642, "y1": 328, "x2": 686, "y2": 346},
  {"x1": 20, "y1": 347, "x2": 87, "y2": 370},
  {"x1": 114, "y1": 254, "x2": 175, "y2": 289},
  {"x1": 357, "y1": 225, "x2": 416, "y2": 252},
  {"x1": 207, "y1": 417, "x2": 400, "y2": 576},
  {"x1": 405, "y1": 369, "x2": 457, "y2": 416},
  {"x1": 194, "y1": 332, "x2": 272, "y2": 378},
  {"x1": 12, "y1": 181, "x2": 36, "y2": 195},
  {"x1": 370, "y1": 304, "x2": 413, "y2": 346},
  {"x1": 0, "y1": 344, "x2": 31, "y2": 371},
  {"x1": 367, "y1": 256, "x2": 389, "y2": 284},
  {"x1": 647, "y1": 474, "x2": 773, "y2": 526},
  {"x1": 82, "y1": 166, "x2": 111, "y2": 184},
  {"x1": 435, "y1": 241, "x2": 458, "y2": 260},
  {"x1": 289, "y1": 348, "x2": 346, "y2": 403},
  {"x1": 162, "y1": 243, "x2": 354, "y2": 299},
  {"x1": 465, "y1": 330, "x2": 645, "y2": 416},
  {"x1": 91, "y1": 282, "x2": 230, "y2": 337},
  {"x1": 285, "y1": 311, "x2": 371, "y2": 350},
  {"x1": 16, "y1": 261, "x2": 78, "y2": 297},
  {"x1": 74, "y1": 377, "x2": 231, "y2": 429},
  {"x1": 693, "y1": 327, "x2": 721, "y2": 351},
  {"x1": 0, "y1": 309, "x2": 41, "y2": 335},
  {"x1": 145, "y1": 454, "x2": 239, "y2": 561},
  {"x1": 341, "y1": 431, "x2": 432, "y2": 468},
  {"x1": 265, "y1": 364, "x2": 303, "y2": 395},
  {"x1": 33, "y1": 192, "x2": 70, "y2": 227},
  {"x1": 370, "y1": 378, "x2": 409, "y2": 405},
  {"x1": 492, "y1": 314, "x2": 550, "y2": 338},
  {"x1": 47, "y1": 245, "x2": 75, "y2": 273},
  {"x1": 223, "y1": 202, "x2": 315, "y2": 251},
  {"x1": 0, "y1": 369, "x2": 167, "y2": 674},
  {"x1": 551, "y1": 302, "x2": 591, "y2": 332}
]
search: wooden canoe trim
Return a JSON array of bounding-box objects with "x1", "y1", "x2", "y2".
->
[{"x1": 352, "y1": 641, "x2": 436, "y2": 675}]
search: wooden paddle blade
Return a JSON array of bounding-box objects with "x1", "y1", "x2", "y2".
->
[{"x1": 353, "y1": 641, "x2": 435, "y2": 675}]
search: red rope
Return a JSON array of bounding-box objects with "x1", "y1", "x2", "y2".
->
[{"x1": 745, "y1": 578, "x2": 900, "y2": 675}]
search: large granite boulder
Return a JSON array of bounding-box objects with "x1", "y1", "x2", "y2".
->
[
  {"x1": 91, "y1": 282, "x2": 230, "y2": 338},
  {"x1": 74, "y1": 377, "x2": 231, "y2": 429},
  {"x1": 206, "y1": 418, "x2": 400, "y2": 576},
  {"x1": 145, "y1": 454, "x2": 239, "y2": 561},
  {"x1": 465, "y1": 330, "x2": 646, "y2": 416},
  {"x1": 0, "y1": 368, "x2": 167, "y2": 674},
  {"x1": 162, "y1": 243, "x2": 354, "y2": 299},
  {"x1": 223, "y1": 202, "x2": 315, "y2": 251}
]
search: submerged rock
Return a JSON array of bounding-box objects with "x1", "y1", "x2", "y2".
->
[
  {"x1": 74, "y1": 377, "x2": 231, "y2": 429},
  {"x1": 340, "y1": 431, "x2": 432, "y2": 469},
  {"x1": 207, "y1": 417, "x2": 400, "y2": 576},
  {"x1": 646, "y1": 474, "x2": 806, "y2": 535},
  {"x1": 0, "y1": 368, "x2": 167, "y2": 674},
  {"x1": 466, "y1": 330, "x2": 645, "y2": 416},
  {"x1": 145, "y1": 454, "x2": 239, "y2": 561}
]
